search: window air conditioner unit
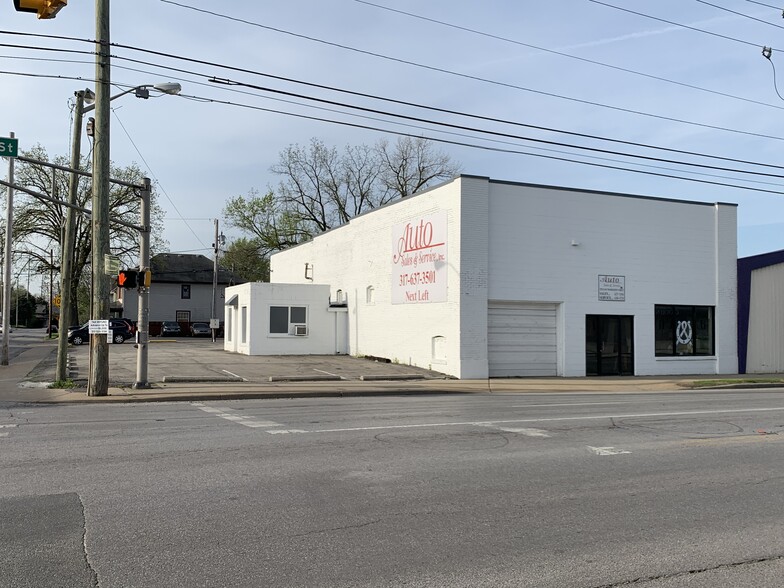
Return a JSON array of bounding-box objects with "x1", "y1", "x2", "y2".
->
[{"x1": 293, "y1": 324, "x2": 307, "y2": 336}]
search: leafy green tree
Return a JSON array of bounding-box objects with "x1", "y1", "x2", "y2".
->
[
  {"x1": 220, "y1": 237, "x2": 270, "y2": 282},
  {"x1": 5, "y1": 145, "x2": 168, "y2": 324}
]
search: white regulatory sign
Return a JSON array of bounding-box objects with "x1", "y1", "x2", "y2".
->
[{"x1": 88, "y1": 319, "x2": 110, "y2": 334}]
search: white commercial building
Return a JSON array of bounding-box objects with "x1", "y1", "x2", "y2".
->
[{"x1": 232, "y1": 175, "x2": 737, "y2": 379}]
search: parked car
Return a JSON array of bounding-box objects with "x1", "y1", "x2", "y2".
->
[
  {"x1": 160, "y1": 321, "x2": 181, "y2": 336},
  {"x1": 67, "y1": 324, "x2": 89, "y2": 346},
  {"x1": 190, "y1": 322, "x2": 211, "y2": 337},
  {"x1": 118, "y1": 317, "x2": 137, "y2": 334},
  {"x1": 67, "y1": 319, "x2": 133, "y2": 345}
]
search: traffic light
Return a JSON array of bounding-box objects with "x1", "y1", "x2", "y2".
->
[
  {"x1": 13, "y1": 0, "x2": 67, "y2": 19},
  {"x1": 117, "y1": 269, "x2": 138, "y2": 289}
]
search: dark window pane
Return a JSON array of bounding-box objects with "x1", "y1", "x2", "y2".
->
[
  {"x1": 270, "y1": 306, "x2": 288, "y2": 333},
  {"x1": 654, "y1": 305, "x2": 673, "y2": 356},
  {"x1": 655, "y1": 305, "x2": 714, "y2": 357},
  {"x1": 290, "y1": 306, "x2": 306, "y2": 324},
  {"x1": 694, "y1": 306, "x2": 714, "y2": 355}
]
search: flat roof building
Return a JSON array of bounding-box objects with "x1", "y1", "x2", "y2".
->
[{"x1": 230, "y1": 175, "x2": 738, "y2": 379}]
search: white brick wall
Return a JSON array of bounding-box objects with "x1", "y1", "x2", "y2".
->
[
  {"x1": 271, "y1": 178, "x2": 470, "y2": 376},
  {"x1": 486, "y1": 183, "x2": 737, "y2": 376},
  {"x1": 272, "y1": 177, "x2": 738, "y2": 378},
  {"x1": 224, "y1": 283, "x2": 337, "y2": 355}
]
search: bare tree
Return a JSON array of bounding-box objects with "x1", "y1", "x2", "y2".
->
[
  {"x1": 376, "y1": 136, "x2": 460, "y2": 200},
  {"x1": 226, "y1": 136, "x2": 460, "y2": 254}
]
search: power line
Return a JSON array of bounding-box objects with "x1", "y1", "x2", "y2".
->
[
  {"x1": 102, "y1": 44, "x2": 784, "y2": 169},
  {"x1": 765, "y1": 54, "x2": 784, "y2": 101},
  {"x1": 108, "y1": 60, "x2": 784, "y2": 184},
  {"x1": 3, "y1": 30, "x2": 784, "y2": 168},
  {"x1": 208, "y1": 76, "x2": 784, "y2": 178},
  {"x1": 694, "y1": 0, "x2": 784, "y2": 30},
  {"x1": 355, "y1": 0, "x2": 784, "y2": 113},
  {"x1": 102, "y1": 60, "x2": 784, "y2": 185},
  {"x1": 110, "y1": 108, "x2": 208, "y2": 249},
  {"x1": 153, "y1": 2, "x2": 782, "y2": 144},
  {"x1": 587, "y1": 0, "x2": 771, "y2": 49},
  {"x1": 8, "y1": 46, "x2": 784, "y2": 178},
  {"x1": 175, "y1": 91, "x2": 784, "y2": 197},
  {"x1": 4, "y1": 29, "x2": 784, "y2": 191},
  {"x1": 743, "y1": 0, "x2": 782, "y2": 9}
]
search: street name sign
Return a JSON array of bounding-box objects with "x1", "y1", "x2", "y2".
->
[{"x1": 0, "y1": 137, "x2": 18, "y2": 158}]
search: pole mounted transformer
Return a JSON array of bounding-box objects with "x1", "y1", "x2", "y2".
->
[{"x1": 13, "y1": 0, "x2": 67, "y2": 19}]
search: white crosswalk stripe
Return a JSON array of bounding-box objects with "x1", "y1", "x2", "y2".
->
[
  {"x1": 191, "y1": 402, "x2": 288, "y2": 431},
  {"x1": 587, "y1": 446, "x2": 631, "y2": 456}
]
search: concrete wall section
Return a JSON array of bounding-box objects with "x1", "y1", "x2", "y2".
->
[
  {"x1": 486, "y1": 183, "x2": 736, "y2": 376},
  {"x1": 271, "y1": 178, "x2": 469, "y2": 377},
  {"x1": 223, "y1": 283, "x2": 335, "y2": 355},
  {"x1": 714, "y1": 203, "x2": 738, "y2": 374},
  {"x1": 457, "y1": 176, "x2": 490, "y2": 377}
]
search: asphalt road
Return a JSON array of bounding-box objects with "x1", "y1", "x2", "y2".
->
[{"x1": 3, "y1": 391, "x2": 784, "y2": 587}]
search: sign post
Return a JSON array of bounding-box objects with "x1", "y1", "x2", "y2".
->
[{"x1": 1, "y1": 132, "x2": 15, "y2": 366}]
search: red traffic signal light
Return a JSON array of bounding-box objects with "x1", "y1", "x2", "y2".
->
[
  {"x1": 117, "y1": 269, "x2": 138, "y2": 289},
  {"x1": 13, "y1": 0, "x2": 67, "y2": 19}
]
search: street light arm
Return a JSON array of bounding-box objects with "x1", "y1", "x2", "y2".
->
[{"x1": 82, "y1": 82, "x2": 181, "y2": 113}]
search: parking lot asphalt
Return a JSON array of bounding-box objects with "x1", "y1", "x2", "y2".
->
[{"x1": 4, "y1": 333, "x2": 782, "y2": 404}]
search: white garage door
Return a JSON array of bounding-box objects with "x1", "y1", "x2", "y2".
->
[{"x1": 488, "y1": 302, "x2": 557, "y2": 377}]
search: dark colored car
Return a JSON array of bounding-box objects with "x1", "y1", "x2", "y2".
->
[
  {"x1": 68, "y1": 319, "x2": 133, "y2": 345},
  {"x1": 118, "y1": 318, "x2": 137, "y2": 335},
  {"x1": 160, "y1": 321, "x2": 181, "y2": 336},
  {"x1": 190, "y1": 322, "x2": 211, "y2": 337}
]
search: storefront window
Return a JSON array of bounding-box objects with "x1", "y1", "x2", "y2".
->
[
  {"x1": 654, "y1": 305, "x2": 714, "y2": 356},
  {"x1": 269, "y1": 305, "x2": 307, "y2": 335}
]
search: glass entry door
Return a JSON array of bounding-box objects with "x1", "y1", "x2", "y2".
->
[{"x1": 586, "y1": 315, "x2": 634, "y2": 376}]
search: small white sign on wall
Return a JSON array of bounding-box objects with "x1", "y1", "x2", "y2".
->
[
  {"x1": 391, "y1": 211, "x2": 448, "y2": 304},
  {"x1": 88, "y1": 319, "x2": 109, "y2": 334},
  {"x1": 598, "y1": 275, "x2": 625, "y2": 301}
]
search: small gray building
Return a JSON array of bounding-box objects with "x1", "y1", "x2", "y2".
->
[{"x1": 122, "y1": 253, "x2": 242, "y2": 334}]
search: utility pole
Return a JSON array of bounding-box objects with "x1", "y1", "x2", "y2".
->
[
  {"x1": 48, "y1": 249, "x2": 53, "y2": 338},
  {"x1": 134, "y1": 178, "x2": 151, "y2": 388},
  {"x1": 88, "y1": 0, "x2": 111, "y2": 396},
  {"x1": 211, "y1": 219, "x2": 219, "y2": 343},
  {"x1": 56, "y1": 90, "x2": 86, "y2": 382},
  {"x1": 1, "y1": 131, "x2": 15, "y2": 366}
]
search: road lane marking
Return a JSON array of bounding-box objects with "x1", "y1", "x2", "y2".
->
[
  {"x1": 275, "y1": 406, "x2": 784, "y2": 435},
  {"x1": 314, "y1": 368, "x2": 343, "y2": 378},
  {"x1": 0, "y1": 424, "x2": 17, "y2": 428},
  {"x1": 588, "y1": 446, "x2": 631, "y2": 456},
  {"x1": 267, "y1": 429, "x2": 308, "y2": 434},
  {"x1": 490, "y1": 426, "x2": 551, "y2": 437},
  {"x1": 221, "y1": 369, "x2": 245, "y2": 380},
  {"x1": 510, "y1": 402, "x2": 631, "y2": 408}
]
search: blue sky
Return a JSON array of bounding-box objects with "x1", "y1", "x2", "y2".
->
[{"x1": 3, "y1": 0, "x2": 784, "y2": 284}]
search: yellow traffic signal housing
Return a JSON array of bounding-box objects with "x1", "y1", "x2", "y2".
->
[{"x1": 13, "y1": 0, "x2": 67, "y2": 19}]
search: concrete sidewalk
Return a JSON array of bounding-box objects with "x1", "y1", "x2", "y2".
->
[{"x1": 2, "y1": 339, "x2": 782, "y2": 404}]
